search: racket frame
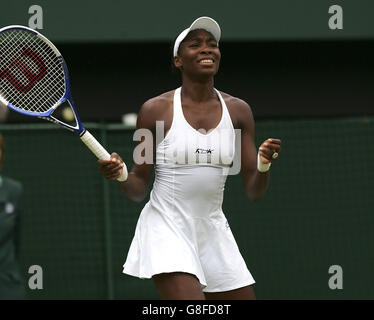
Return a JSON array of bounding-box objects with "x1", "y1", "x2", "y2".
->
[{"x1": 1, "y1": 25, "x2": 84, "y2": 135}]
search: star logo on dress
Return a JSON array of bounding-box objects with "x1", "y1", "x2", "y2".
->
[{"x1": 5, "y1": 202, "x2": 15, "y2": 214}]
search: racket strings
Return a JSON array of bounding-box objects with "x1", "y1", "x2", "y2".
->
[
  {"x1": 0, "y1": 31, "x2": 62, "y2": 107},
  {"x1": 0, "y1": 29, "x2": 65, "y2": 113},
  {"x1": 0, "y1": 31, "x2": 54, "y2": 111},
  {"x1": 3, "y1": 32, "x2": 65, "y2": 113}
]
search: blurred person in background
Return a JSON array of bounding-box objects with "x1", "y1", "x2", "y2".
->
[
  {"x1": 0, "y1": 133, "x2": 26, "y2": 299},
  {"x1": 0, "y1": 103, "x2": 9, "y2": 123}
]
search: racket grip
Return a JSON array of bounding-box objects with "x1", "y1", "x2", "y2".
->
[{"x1": 80, "y1": 130, "x2": 128, "y2": 182}]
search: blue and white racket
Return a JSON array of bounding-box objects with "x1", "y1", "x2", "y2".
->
[{"x1": 0, "y1": 25, "x2": 128, "y2": 181}]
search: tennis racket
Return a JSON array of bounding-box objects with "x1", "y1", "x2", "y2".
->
[{"x1": 0, "y1": 25, "x2": 128, "y2": 181}]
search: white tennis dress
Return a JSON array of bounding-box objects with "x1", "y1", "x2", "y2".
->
[{"x1": 123, "y1": 87, "x2": 255, "y2": 292}]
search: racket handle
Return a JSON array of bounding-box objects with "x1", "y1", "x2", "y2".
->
[{"x1": 80, "y1": 130, "x2": 128, "y2": 182}]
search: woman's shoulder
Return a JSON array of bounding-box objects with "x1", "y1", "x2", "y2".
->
[
  {"x1": 137, "y1": 90, "x2": 175, "y2": 130},
  {"x1": 218, "y1": 90, "x2": 253, "y2": 123},
  {"x1": 141, "y1": 90, "x2": 175, "y2": 110},
  {"x1": 218, "y1": 91, "x2": 251, "y2": 109}
]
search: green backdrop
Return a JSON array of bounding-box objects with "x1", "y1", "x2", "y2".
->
[
  {"x1": 2, "y1": 0, "x2": 374, "y2": 42},
  {"x1": 0, "y1": 116, "x2": 373, "y2": 299}
]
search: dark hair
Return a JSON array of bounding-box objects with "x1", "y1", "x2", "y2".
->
[{"x1": 170, "y1": 36, "x2": 180, "y2": 74}]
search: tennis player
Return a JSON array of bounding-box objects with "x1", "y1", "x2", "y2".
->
[{"x1": 98, "y1": 17, "x2": 281, "y2": 300}]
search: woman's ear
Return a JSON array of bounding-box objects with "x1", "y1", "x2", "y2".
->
[{"x1": 174, "y1": 56, "x2": 182, "y2": 69}]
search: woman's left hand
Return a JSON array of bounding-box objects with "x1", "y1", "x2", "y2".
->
[{"x1": 258, "y1": 138, "x2": 282, "y2": 164}]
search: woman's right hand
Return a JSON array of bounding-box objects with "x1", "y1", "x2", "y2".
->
[{"x1": 98, "y1": 152, "x2": 125, "y2": 180}]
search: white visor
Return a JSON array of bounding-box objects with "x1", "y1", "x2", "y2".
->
[{"x1": 173, "y1": 16, "x2": 221, "y2": 57}]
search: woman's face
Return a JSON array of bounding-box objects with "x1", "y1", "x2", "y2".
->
[{"x1": 174, "y1": 29, "x2": 221, "y2": 78}]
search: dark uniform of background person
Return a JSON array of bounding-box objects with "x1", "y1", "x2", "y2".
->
[{"x1": 0, "y1": 133, "x2": 26, "y2": 299}]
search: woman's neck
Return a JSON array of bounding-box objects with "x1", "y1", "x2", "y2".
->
[{"x1": 181, "y1": 76, "x2": 216, "y2": 103}]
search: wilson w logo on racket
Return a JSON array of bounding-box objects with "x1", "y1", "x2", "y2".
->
[
  {"x1": 0, "y1": 47, "x2": 47, "y2": 93},
  {"x1": 0, "y1": 25, "x2": 128, "y2": 181}
]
